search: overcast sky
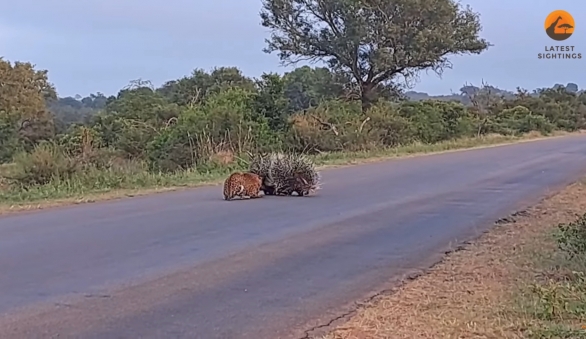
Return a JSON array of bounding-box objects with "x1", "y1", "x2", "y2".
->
[{"x1": 1, "y1": 0, "x2": 584, "y2": 97}]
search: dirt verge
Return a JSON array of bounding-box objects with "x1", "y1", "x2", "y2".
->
[{"x1": 320, "y1": 178, "x2": 586, "y2": 339}]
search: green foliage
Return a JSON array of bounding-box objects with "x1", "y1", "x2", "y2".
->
[
  {"x1": 0, "y1": 58, "x2": 57, "y2": 155},
  {"x1": 8, "y1": 142, "x2": 78, "y2": 186},
  {"x1": 556, "y1": 213, "x2": 586, "y2": 259},
  {"x1": 287, "y1": 98, "x2": 479, "y2": 153},
  {"x1": 528, "y1": 271, "x2": 586, "y2": 321},
  {"x1": 398, "y1": 100, "x2": 475, "y2": 143},
  {"x1": 260, "y1": 0, "x2": 490, "y2": 110},
  {"x1": 254, "y1": 72, "x2": 290, "y2": 131},
  {"x1": 157, "y1": 67, "x2": 257, "y2": 106},
  {"x1": 48, "y1": 93, "x2": 110, "y2": 132},
  {"x1": 515, "y1": 212, "x2": 586, "y2": 338},
  {"x1": 282, "y1": 66, "x2": 347, "y2": 112},
  {"x1": 146, "y1": 88, "x2": 278, "y2": 172},
  {"x1": 0, "y1": 111, "x2": 23, "y2": 163},
  {"x1": 286, "y1": 99, "x2": 364, "y2": 152},
  {"x1": 527, "y1": 325, "x2": 586, "y2": 339},
  {"x1": 504, "y1": 88, "x2": 586, "y2": 131},
  {"x1": 0, "y1": 51, "x2": 584, "y2": 199},
  {"x1": 489, "y1": 106, "x2": 555, "y2": 136}
]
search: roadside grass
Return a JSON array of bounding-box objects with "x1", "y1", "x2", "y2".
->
[
  {"x1": 320, "y1": 177, "x2": 586, "y2": 339},
  {"x1": 512, "y1": 212, "x2": 586, "y2": 338},
  {"x1": 0, "y1": 131, "x2": 570, "y2": 213}
]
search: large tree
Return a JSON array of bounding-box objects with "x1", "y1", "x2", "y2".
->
[
  {"x1": 260, "y1": 0, "x2": 490, "y2": 111},
  {"x1": 0, "y1": 58, "x2": 57, "y2": 160}
]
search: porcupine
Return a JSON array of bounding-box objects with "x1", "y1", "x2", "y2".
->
[
  {"x1": 272, "y1": 154, "x2": 320, "y2": 196},
  {"x1": 249, "y1": 152, "x2": 320, "y2": 196},
  {"x1": 248, "y1": 152, "x2": 281, "y2": 195}
]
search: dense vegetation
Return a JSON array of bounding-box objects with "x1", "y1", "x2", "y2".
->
[{"x1": 0, "y1": 0, "x2": 584, "y2": 203}]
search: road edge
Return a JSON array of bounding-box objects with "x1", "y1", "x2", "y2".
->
[
  {"x1": 0, "y1": 132, "x2": 580, "y2": 216},
  {"x1": 301, "y1": 168, "x2": 586, "y2": 338}
]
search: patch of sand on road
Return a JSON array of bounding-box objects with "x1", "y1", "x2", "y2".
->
[{"x1": 320, "y1": 179, "x2": 586, "y2": 339}]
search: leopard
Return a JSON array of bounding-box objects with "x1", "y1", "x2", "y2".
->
[{"x1": 222, "y1": 172, "x2": 263, "y2": 201}]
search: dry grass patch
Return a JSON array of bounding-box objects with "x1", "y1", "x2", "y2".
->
[{"x1": 322, "y1": 180, "x2": 586, "y2": 339}]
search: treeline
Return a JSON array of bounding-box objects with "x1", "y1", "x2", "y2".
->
[
  {"x1": 405, "y1": 82, "x2": 581, "y2": 103},
  {"x1": 1, "y1": 56, "x2": 585, "y2": 190},
  {"x1": 2, "y1": 0, "x2": 586, "y2": 191}
]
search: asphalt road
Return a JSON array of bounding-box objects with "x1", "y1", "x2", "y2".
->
[{"x1": 2, "y1": 135, "x2": 586, "y2": 339}]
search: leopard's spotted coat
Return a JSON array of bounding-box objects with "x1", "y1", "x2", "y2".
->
[{"x1": 222, "y1": 172, "x2": 263, "y2": 200}]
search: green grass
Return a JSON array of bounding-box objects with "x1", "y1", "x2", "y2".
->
[
  {"x1": 0, "y1": 132, "x2": 565, "y2": 211},
  {"x1": 511, "y1": 213, "x2": 586, "y2": 338},
  {"x1": 311, "y1": 133, "x2": 527, "y2": 166}
]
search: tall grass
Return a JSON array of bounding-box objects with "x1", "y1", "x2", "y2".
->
[{"x1": 0, "y1": 132, "x2": 554, "y2": 207}]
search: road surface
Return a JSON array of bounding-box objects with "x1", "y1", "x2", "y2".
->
[{"x1": 2, "y1": 135, "x2": 586, "y2": 339}]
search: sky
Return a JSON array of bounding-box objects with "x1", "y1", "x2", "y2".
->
[{"x1": 1, "y1": 0, "x2": 584, "y2": 97}]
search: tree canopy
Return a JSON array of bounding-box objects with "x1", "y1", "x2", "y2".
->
[
  {"x1": 0, "y1": 58, "x2": 57, "y2": 161},
  {"x1": 0, "y1": 52, "x2": 583, "y2": 190},
  {"x1": 260, "y1": 0, "x2": 490, "y2": 111}
]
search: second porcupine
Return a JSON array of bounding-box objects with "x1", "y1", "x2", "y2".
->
[
  {"x1": 267, "y1": 153, "x2": 320, "y2": 196},
  {"x1": 249, "y1": 152, "x2": 320, "y2": 196}
]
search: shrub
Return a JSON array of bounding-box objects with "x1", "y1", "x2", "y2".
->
[
  {"x1": 489, "y1": 106, "x2": 555, "y2": 135},
  {"x1": 286, "y1": 99, "x2": 368, "y2": 153},
  {"x1": 8, "y1": 142, "x2": 78, "y2": 187},
  {"x1": 364, "y1": 100, "x2": 415, "y2": 147},
  {"x1": 146, "y1": 88, "x2": 279, "y2": 172},
  {"x1": 556, "y1": 213, "x2": 586, "y2": 259}
]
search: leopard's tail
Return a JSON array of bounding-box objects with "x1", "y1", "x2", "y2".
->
[
  {"x1": 223, "y1": 181, "x2": 230, "y2": 200},
  {"x1": 223, "y1": 173, "x2": 236, "y2": 200}
]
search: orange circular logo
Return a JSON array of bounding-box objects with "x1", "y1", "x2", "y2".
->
[{"x1": 545, "y1": 10, "x2": 574, "y2": 41}]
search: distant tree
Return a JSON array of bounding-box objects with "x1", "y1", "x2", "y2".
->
[
  {"x1": 404, "y1": 91, "x2": 431, "y2": 101},
  {"x1": 566, "y1": 82, "x2": 579, "y2": 93},
  {"x1": 553, "y1": 83, "x2": 565, "y2": 90},
  {"x1": 0, "y1": 58, "x2": 56, "y2": 116},
  {"x1": 460, "y1": 81, "x2": 503, "y2": 136},
  {"x1": 107, "y1": 84, "x2": 179, "y2": 125},
  {"x1": 158, "y1": 67, "x2": 256, "y2": 106},
  {"x1": 254, "y1": 73, "x2": 290, "y2": 131},
  {"x1": 48, "y1": 92, "x2": 110, "y2": 132},
  {"x1": 260, "y1": 0, "x2": 490, "y2": 112},
  {"x1": 282, "y1": 66, "x2": 348, "y2": 111},
  {"x1": 81, "y1": 92, "x2": 109, "y2": 109}
]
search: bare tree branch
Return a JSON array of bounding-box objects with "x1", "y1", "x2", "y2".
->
[{"x1": 310, "y1": 114, "x2": 339, "y2": 135}]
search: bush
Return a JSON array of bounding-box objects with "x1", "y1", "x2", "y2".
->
[
  {"x1": 489, "y1": 106, "x2": 555, "y2": 136},
  {"x1": 397, "y1": 100, "x2": 476, "y2": 142},
  {"x1": 364, "y1": 101, "x2": 415, "y2": 147},
  {"x1": 2, "y1": 62, "x2": 584, "y2": 198},
  {"x1": 8, "y1": 142, "x2": 78, "y2": 187},
  {"x1": 286, "y1": 99, "x2": 365, "y2": 153},
  {"x1": 556, "y1": 213, "x2": 586, "y2": 259},
  {"x1": 146, "y1": 88, "x2": 279, "y2": 172},
  {"x1": 286, "y1": 99, "x2": 479, "y2": 153}
]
